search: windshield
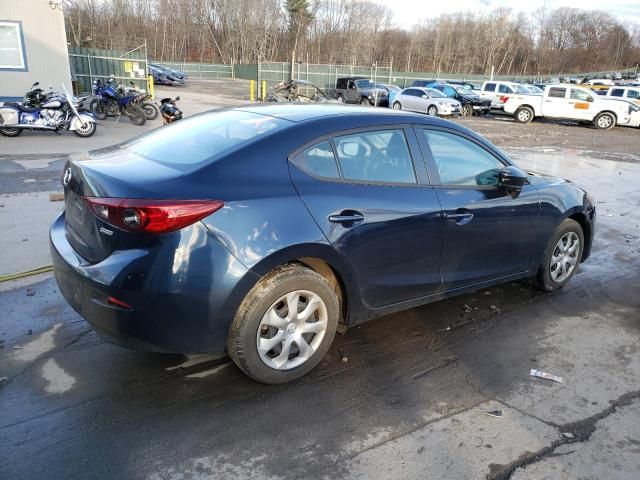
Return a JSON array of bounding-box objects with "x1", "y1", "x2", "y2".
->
[
  {"x1": 355, "y1": 79, "x2": 375, "y2": 89},
  {"x1": 122, "y1": 110, "x2": 289, "y2": 168},
  {"x1": 425, "y1": 88, "x2": 446, "y2": 98},
  {"x1": 454, "y1": 85, "x2": 473, "y2": 95}
]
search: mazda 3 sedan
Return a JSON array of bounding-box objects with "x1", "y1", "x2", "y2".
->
[{"x1": 51, "y1": 105, "x2": 595, "y2": 384}]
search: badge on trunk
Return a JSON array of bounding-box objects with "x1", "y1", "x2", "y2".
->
[{"x1": 63, "y1": 167, "x2": 72, "y2": 186}]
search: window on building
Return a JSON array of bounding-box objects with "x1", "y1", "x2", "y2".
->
[{"x1": 0, "y1": 21, "x2": 26, "y2": 70}]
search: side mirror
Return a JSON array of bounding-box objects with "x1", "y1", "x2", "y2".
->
[
  {"x1": 498, "y1": 166, "x2": 528, "y2": 192},
  {"x1": 33, "y1": 82, "x2": 39, "y2": 87},
  {"x1": 422, "y1": 94, "x2": 429, "y2": 99}
]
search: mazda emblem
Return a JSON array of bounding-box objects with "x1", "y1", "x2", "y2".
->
[{"x1": 63, "y1": 167, "x2": 72, "y2": 186}]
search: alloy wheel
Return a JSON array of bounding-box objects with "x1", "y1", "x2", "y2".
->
[
  {"x1": 550, "y1": 232, "x2": 580, "y2": 283},
  {"x1": 256, "y1": 290, "x2": 328, "y2": 370}
]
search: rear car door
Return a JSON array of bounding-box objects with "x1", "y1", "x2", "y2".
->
[
  {"x1": 415, "y1": 127, "x2": 541, "y2": 290},
  {"x1": 542, "y1": 86, "x2": 569, "y2": 118},
  {"x1": 289, "y1": 127, "x2": 443, "y2": 308}
]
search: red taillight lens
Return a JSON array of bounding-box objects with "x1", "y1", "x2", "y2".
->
[{"x1": 85, "y1": 198, "x2": 224, "y2": 234}]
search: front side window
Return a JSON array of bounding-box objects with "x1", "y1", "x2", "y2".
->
[
  {"x1": 548, "y1": 87, "x2": 567, "y2": 98},
  {"x1": 420, "y1": 130, "x2": 505, "y2": 186},
  {"x1": 0, "y1": 21, "x2": 26, "y2": 70},
  {"x1": 355, "y1": 79, "x2": 374, "y2": 89},
  {"x1": 334, "y1": 130, "x2": 416, "y2": 184},
  {"x1": 570, "y1": 89, "x2": 594, "y2": 102}
]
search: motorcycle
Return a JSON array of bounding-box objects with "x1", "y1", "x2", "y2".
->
[
  {"x1": 158, "y1": 96, "x2": 182, "y2": 124},
  {"x1": 0, "y1": 84, "x2": 97, "y2": 138},
  {"x1": 117, "y1": 82, "x2": 159, "y2": 120},
  {"x1": 90, "y1": 78, "x2": 146, "y2": 126}
]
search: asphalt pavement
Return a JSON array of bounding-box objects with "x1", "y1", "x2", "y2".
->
[{"x1": 0, "y1": 84, "x2": 639, "y2": 479}]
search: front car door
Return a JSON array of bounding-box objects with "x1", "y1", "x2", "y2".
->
[
  {"x1": 401, "y1": 89, "x2": 420, "y2": 111},
  {"x1": 289, "y1": 127, "x2": 443, "y2": 308},
  {"x1": 415, "y1": 127, "x2": 541, "y2": 291},
  {"x1": 347, "y1": 80, "x2": 358, "y2": 103},
  {"x1": 568, "y1": 88, "x2": 595, "y2": 120}
]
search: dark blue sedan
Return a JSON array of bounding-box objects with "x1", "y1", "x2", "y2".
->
[{"x1": 50, "y1": 105, "x2": 595, "y2": 384}]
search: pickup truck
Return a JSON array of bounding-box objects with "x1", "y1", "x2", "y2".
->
[{"x1": 504, "y1": 84, "x2": 632, "y2": 130}]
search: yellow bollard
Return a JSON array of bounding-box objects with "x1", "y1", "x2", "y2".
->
[
  {"x1": 250, "y1": 80, "x2": 255, "y2": 101},
  {"x1": 261, "y1": 80, "x2": 267, "y2": 101},
  {"x1": 147, "y1": 74, "x2": 155, "y2": 100}
]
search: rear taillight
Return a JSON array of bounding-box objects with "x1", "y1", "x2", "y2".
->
[{"x1": 84, "y1": 198, "x2": 224, "y2": 234}]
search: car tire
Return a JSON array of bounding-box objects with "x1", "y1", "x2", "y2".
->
[
  {"x1": 427, "y1": 105, "x2": 438, "y2": 116},
  {"x1": 227, "y1": 264, "x2": 340, "y2": 384},
  {"x1": 336, "y1": 94, "x2": 345, "y2": 103},
  {"x1": 392, "y1": 102, "x2": 402, "y2": 110},
  {"x1": 535, "y1": 219, "x2": 584, "y2": 292},
  {"x1": 514, "y1": 106, "x2": 534, "y2": 124},
  {"x1": 360, "y1": 97, "x2": 370, "y2": 107},
  {"x1": 0, "y1": 127, "x2": 22, "y2": 137},
  {"x1": 461, "y1": 104, "x2": 472, "y2": 116},
  {"x1": 593, "y1": 112, "x2": 615, "y2": 130}
]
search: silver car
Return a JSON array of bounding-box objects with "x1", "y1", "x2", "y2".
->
[{"x1": 391, "y1": 87, "x2": 461, "y2": 116}]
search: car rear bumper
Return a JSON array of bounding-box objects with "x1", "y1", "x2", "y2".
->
[{"x1": 50, "y1": 211, "x2": 255, "y2": 354}]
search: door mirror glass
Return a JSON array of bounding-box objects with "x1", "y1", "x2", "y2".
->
[
  {"x1": 422, "y1": 94, "x2": 429, "y2": 99},
  {"x1": 498, "y1": 166, "x2": 528, "y2": 192}
]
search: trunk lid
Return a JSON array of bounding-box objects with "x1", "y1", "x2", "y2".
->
[{"x1": 62, "y1": 146, "x2": 185, "y2": 263}]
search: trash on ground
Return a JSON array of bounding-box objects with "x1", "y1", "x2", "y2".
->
[
  {"x1": 26, "y1": 288, "x2": 35, "y2": 297},
  {"x1": 530, "y1": 369, "x2": 564, "y2": 383},
  {"x1": 13, "y1": 345, "x2": 22, "y2": 350},
  {"x1": 489, "y1": 305, "x2": 502, "y2": 314},
  {"x1": 341, "y1": 356, "x2": 348, "y2": 363},
  {"x1": 49, "y1": 192, "x2": 64, "y2": 202},
  {"x1": 462, "y1": 304, "x2": 473, "y2": 313},
  {"x1": 562, "y1": 432, "x2": 574, "y2": 439},
  {"x1": 484, "y1": 410, "x2": 503, "y2": 418}
]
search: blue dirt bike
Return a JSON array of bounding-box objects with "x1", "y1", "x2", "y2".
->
[{"x1": 90, "y1": 78, "x2": 146, "y2": 126}]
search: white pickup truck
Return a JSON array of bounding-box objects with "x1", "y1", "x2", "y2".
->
[
  {"x1": 604, "y1": 86, "x2": 640, "y2": 106},
  {"x1": 504, "y1": 84, "x2": 632, "y2": 130}
]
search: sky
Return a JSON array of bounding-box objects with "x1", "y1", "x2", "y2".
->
[{"x1": 384, "y1": 0, "x2": 640, "y2": 28}]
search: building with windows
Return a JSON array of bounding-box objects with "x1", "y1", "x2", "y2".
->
[{"x1": 0, "y1": 0, "x2": 71, "y2": 102}]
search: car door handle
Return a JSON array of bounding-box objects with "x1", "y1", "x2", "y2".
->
[
  {"x1": 444, "y1": 212, "x2": 474, "y2": 225},
  {"x1": 329, "y1": 212, "x2": 364, "y2": 224}
]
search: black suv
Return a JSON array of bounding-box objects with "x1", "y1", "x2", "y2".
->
[{"x1": 335, "y1": 77, "x2": 388, "y2": 106}]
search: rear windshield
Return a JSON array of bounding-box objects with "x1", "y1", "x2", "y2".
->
[{"x1": 121, "y1": 110, "x2": 289, "y2": 168}]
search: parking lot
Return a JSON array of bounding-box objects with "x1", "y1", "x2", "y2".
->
[{"x1": 1, "y1": 78, "x2": 639, "y2": 479}]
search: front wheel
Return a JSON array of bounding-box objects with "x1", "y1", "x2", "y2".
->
[
  {"x1": 141, "y1": 102, "x2": 159, "y2": 120},
  {"x1": 72, "y1": 119, "x2": 97, "y2": 137},
  {"x1": 593, "y1": 112, "x2": 615, "y2": 130},
  {"x1": 461, "y1": 104, "x2": 473, "y2": 116},
  {"x1": 0, "y1": 127, "x2": 22, "y2": 137},
  {"x1": 90, "y1": 100, "x2": 108, "y2": 120},
  {"x1": 125, "y1": 104, "x2": 146, "y2": 126},
  {"x1": 535, "y1": 218, "x2": 584, "y2": 291},
  {"x1": 227, "y1": 264, "x2": 339, "y2": 384},
  {"x1": 392, "y1": 102, "x2": 402, "y2": 110}
]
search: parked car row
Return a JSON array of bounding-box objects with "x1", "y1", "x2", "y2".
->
[{"x1": 148, "y1": 63, "x2": 187, "y2": 86}]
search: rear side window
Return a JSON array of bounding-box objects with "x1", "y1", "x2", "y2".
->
[
  {"x1": 498, "y1": 84, "x2": 512, "y2": 93},
  {"x1": 334, "y1": 130, "x2": 416, "y2": 184},
  {"x1": 293, "y1": 141, "x2": 339, "y2": 179},
  {"x1": 484, "y1": 83, "x2": 496, "y2": 92},
  {"x1": 627, "y1": 90, "x2": 639, "y2": 99},
  {"x1": 548, "y1": 87, "x2": 567, "y2": 98},
  {"x1": 420, "y1": 130, "x2": 505, "y2": 186},
  {"x1": 122, "y1": 110, "x2": 288, "y2": 169},
  {"x1": 610, "y1": 88, "x2": 625, "y2": 97}
]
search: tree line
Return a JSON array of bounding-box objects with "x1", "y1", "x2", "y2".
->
[{"x1": 64, "y1": 0, "x2": 640, "y2": 76}]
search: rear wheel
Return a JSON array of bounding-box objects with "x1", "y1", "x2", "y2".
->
[
  {"x1": 594, "y1": 112, "x2": 615, "y2": 130},
  {"x1": 227, "y1": 264, "x2": 339, "y2": 384},
  {"x1": 360, "y1": 97, "x2": 371, "y2": 107},
  {"x1": 336, "y1": 94, "x2": 345, "y2": 103},
  {"x1": 0, "y1": 127, "x2": 22, "y2": 137},
  {"x1": 141, "y1": 102, "x2": 159, "y2": 120},
  {"x1": 514, "y1": 106, "x2": 534, "y2": 124},
  {"x1": 125, "y1": 104, "x2": 146, "y2": 126},
  {"x1": 427, "y1": 105, "x2": 438, "y2": 116},
  {"x1": 535, "y1": 219, "x2": 584, "y2": 291},
  {"x1": 392, "y1": 102, "x2": 402, "y2": 110}
]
